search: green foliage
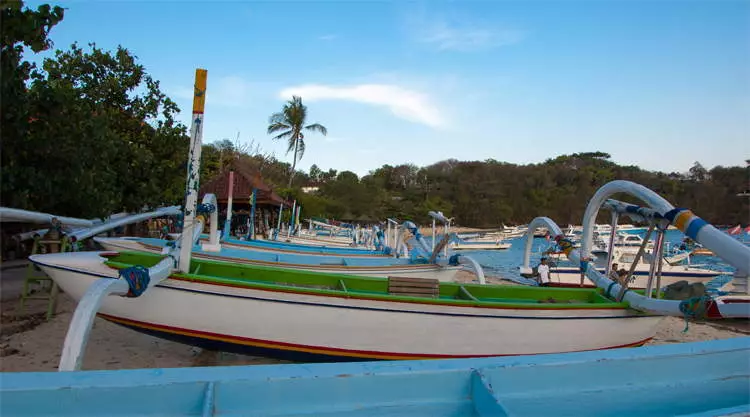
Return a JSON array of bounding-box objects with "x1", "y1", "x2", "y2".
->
[
  {"x1": 1, "y1": 2, "x2": 188, "y2": 218},
  {"x1": 282, "y1": 153, "x2": 748, "y2": 227},
  {"x1": 267, "y1": 96, "x2": 327, "y2": 187}
]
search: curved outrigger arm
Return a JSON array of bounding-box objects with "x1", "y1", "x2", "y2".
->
[
  {"x1": 581, "y1": 181, "x2": 749, "y2": 276},
  {"x1": 520, "y1": 180, "x2": 749, "y2": 319},
  {"x1": 58, "y1": 195, "x2": 218, "y2": 371}
]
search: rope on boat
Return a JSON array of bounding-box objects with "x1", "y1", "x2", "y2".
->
[
  {"x1": 197, "y1": 203, "x2": 216, "y2": 214},
  {"x1": 119, "y1": 265, "x2": 151, "y2": 297},
  {"x1": 678, "y1": 296, "x2": 713, "y2": 332}
]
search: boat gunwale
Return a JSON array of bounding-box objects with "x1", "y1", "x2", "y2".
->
[
  {"x1": 217, "y1": 239, "x2": 391, "y2": 258},
  {"x1": 93, "y1": 251, "x2": 638, "y2": 311},
  {"x1": 134, "y1": 241, "x2": 444, "y2": 271}
]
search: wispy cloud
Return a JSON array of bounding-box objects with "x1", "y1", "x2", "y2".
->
[
  {"x1": 318, "y1": 34, "x2": 337, "y2": 41},
  {"x1": 408, "y1": 10, "x2": 526, "y2": 52},
  {"x1": 172, "y1": 76, "x2": 252, "y2": 108},
  {"x1": 279, "y1": 84, "x2": 444, "y2": 128}
]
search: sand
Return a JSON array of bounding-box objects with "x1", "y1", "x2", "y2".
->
[{"x1": 1, "y1": 264, "x2": 747, "y2": 373}]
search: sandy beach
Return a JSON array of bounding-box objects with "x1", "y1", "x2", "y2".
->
[{"x1": 1, "y1": 263, "x2": 748, "y2": 373}]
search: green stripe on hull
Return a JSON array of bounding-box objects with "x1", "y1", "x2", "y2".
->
[{"x1": 105, "y1": 251, "x2": 631, "y2": 310}]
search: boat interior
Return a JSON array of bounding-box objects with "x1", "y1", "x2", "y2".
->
[{"x1": 103, "y1": 251, "x2": 629, "y2": 309}]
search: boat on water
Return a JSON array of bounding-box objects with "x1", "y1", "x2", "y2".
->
[
  {"x1": 94, "y1": 236, "x2": 464, "y2": 281},
  {"x1": 450, "y1": 239, "x2": 512, "y2": 251},
  {"x1": 544, "y1": 248, "x2": 726, "y2": 290},
  {"x1": 31, "y1": 250, "x2": 663, "y2": 361},
  {"x1": 2, "y1": 337, "x2": 748, "y2": 416}
]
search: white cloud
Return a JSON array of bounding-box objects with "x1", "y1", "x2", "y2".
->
[
  {"x1": 318, "y1": 34, "x2": 337, "y2": 41},
  {"x1": 172, "y1": 76, "x2": 252, "y2": 108},
  {"x1": 414, "y1": 16, "x2": 525, "y2": 52},
  {"x1": 278, "y1": 84, "x2": 444, "y2": 128}
]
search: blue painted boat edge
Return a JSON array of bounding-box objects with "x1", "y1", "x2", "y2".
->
[{"x1": 2, "y1": 337, "x2": 748, "y2": 390}]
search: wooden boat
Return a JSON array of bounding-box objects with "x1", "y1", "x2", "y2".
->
[
  {"x1": 3, "y1": 337, "x2": 747, "y2": 416},
  {"x1": 544, "y1": 249, "x2": 726, "y2": 290},
  {"x1": 94, "y1": 237, "x2": 463, "y2": 281},
  {"x1": 450, "y1": 240, "x2": 512, "y2": 251},
  {"x1": 219, "y1": 235, "x2": 386, "y2": 256},
  {"x1": 31, "y1": 250, "x2": 663, "y2": 361}
]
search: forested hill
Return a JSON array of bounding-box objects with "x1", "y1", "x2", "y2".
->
[{"x1": 204, "y1": 144, "x2": 749, "y2": 228}]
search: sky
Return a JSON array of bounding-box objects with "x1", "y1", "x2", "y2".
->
[{"x1": 25, "y1": 0, "x2": 750, "y2": 176}]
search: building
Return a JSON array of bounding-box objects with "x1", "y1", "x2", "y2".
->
[{"x1": 199, "y1": 160, "x2": 291, "y2": 239}]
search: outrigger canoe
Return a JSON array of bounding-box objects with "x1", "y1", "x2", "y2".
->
[
  {"x1": 32, "y1": 250, "x2": 663, "y2": 361},
  {"x1": 94, "y1": 237, "x2": 464, "y2": 281}
]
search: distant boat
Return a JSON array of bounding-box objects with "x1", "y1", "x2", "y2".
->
[
  {"x1": 95, "y1": 237, "x2": 463, "y2": 281},
  {"x1": 450, "y1": 240, "x2": 512, "y2": 251},
  {"x1": 544, "y1": 249, "x2": 726, "y2": 290}
]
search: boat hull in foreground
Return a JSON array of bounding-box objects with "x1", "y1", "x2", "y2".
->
[
  {"x1": 32, "y1": 251, "x2": 662, "y2": 360},
  {"x1": 2, "y1": 337, "x2": 747, "y2": 416}
]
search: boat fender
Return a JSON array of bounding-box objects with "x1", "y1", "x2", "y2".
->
[
  {"x1": 448, "y1": 254, "x2": 460, "y2": 266},
  {"x1": 119, "y1": 265, "x2": 150, "y2": 297}
]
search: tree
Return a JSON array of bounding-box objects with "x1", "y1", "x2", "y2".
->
[
  {"x1": 2, "y1": 38, "x2": 189, "y2": 217},
  {"x1": 309, "y1": 164, "x2": 322, "y2": 183},
  {"x1": 267, "y1": 96, "x2": 327, "y2": 187},
  {"x1": 1, "y1": 1, "x2": 65, "y2": 208}
]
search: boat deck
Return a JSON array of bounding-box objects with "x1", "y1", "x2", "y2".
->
[{"x1": 105, "y1": 252, "x2": 627, "y2": 310}]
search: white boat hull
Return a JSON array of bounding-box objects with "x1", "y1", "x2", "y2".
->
[
  {"x1": 96, "y1": 238, "x2": 462, "y2": 282},
  {"x1": 451, "y1": 242, "x2": 511, "y2": 251},
  {"x1": 33, "y1": 252, "x2": 664, "y2": 359},
  {"x1": 548, "y1": 267, "x2": 725, "y2": 290}
]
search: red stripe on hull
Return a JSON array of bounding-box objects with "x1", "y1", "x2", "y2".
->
[{"x1": 99, "y1": 313, "x2": 653, "y2": 360}]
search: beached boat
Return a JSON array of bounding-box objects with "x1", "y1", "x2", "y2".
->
[
  {"x1": 94, "y1": 236, "x2": 464, "y2": 281},
  {"x1": 218, "y1": 235, "x2": 387, "y2": 256},
  {"x1": 31, "y1": 250, "x2": 663, "y2": 360},
  {"x1": 2, "y1": 337, "x2": 748, "y2": 416},
  {"x1": 544, "y1": 248, "x2": 726, "y2": 290}
]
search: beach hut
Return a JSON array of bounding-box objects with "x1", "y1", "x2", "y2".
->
[{"x1": 199, "y1": 160, "x2": 291, "y2": 239}]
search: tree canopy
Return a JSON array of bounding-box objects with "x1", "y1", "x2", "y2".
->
[{"x1": 267, "y1": 96, "x2": 327, "y2": 187}]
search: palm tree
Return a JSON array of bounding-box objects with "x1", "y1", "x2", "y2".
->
[{"x1": 267, "y1": 96, "x2": 327, "y2": 187}]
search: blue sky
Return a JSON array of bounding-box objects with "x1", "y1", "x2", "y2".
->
[{"x1": 26, "y1": 0, "x2": 750, "y2": 176}]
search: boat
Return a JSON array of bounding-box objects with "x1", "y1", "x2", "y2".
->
[
  {"x1": 450, "y1": 240, "x2": 512, "y2": 251},
  {"x1": 592, "y1": 231, "x2": 654, "y2": 253},
  {"x1": 30, "y1": 249, "x2": 664, "y2": 361},
  {"x1": 2, "y1": 337, "x2": 748, "y2": 416},
  {"x1": 21, "y1": 70, "x2": 748, "y2": 375},
  {"x1": 94, "y1": 236, "x2": 464, "y2": 281},
  {"x1": 544, "y1": 248, "x2": 726, "y2": 290},
  {"x1": 217, "y1": 235, "x2": 387, "y2": 256}
]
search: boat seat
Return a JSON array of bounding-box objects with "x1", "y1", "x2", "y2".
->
[{"x1": 387, "y1": 276, "x2": 439, "y2": 298}]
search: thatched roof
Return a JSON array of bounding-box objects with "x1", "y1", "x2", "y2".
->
[{"x1": 199, "y1": 160, "x2": 290, "y2": 207}]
